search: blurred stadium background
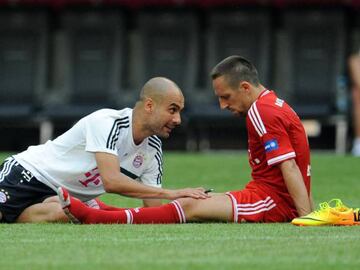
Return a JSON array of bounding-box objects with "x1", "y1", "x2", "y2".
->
[{"x1": 0, "y1": 0, "x2": 359, "y2": 153}]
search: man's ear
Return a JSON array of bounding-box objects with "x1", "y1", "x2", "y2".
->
[
  {"x1": 240, "y1": 81, "x2": 251, "y2": 93},
  {"x1": 144, "y1": 97, "x2": 154, "y2": 113}
]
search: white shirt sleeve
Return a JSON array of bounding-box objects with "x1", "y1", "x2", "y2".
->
[
  {"x1": 140, "y1": 151, "x2": 163, "y2": 188},
  {"x1": 83, "y1": 111, "x2": 119, "y2": 156}
]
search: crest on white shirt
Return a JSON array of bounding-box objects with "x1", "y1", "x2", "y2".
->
[{"x1": 133, "y1": 153, "x2": 144, "y2": 168}]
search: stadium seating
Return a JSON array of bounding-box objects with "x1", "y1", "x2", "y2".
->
[
  {"x1": 275, "y1": 9, "x2": 346, "y2": 116},
  {"x1": 350, "y1": 9, "x2": 360, "y2": 54},
  {"x1": 132, "y1": 10, "x2": 200, "y2": 148},
  {"x1": 134, "y1": 10, "x2": 199, "y2": 97},
  {"x1": 0, "y1": 10, "x2": 48, "y2": 145},
  {"x1": 274, "y1": 9, "x2": 348, "y2": 154},
  {"x1": 186, "y1": 10, "x2": 272, "y2": 150},
  {"x1": 39, "y1": 10, "x2": 125, "y2": 142},
  {"x1": 0, "y1": 5, "x2": 357, "y2": 152}
]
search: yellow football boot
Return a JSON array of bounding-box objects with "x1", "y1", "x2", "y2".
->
[{"x1": 291, "y1": 199, "x2": 355, "y2": 226}]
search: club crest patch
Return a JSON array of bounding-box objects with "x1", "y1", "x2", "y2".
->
[
  {"x1": 264, "y1": 139, "x2": 279, "y2": 153},
  {"x1": 133, "y1": 154, "x2": 144, "y2": 168}
]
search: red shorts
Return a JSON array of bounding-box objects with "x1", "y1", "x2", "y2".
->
[{"x1": 226, "y1": 188, "x2": 296, "y2": 223}]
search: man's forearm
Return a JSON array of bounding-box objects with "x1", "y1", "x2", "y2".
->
[
  {"x1": 95, "y1": 152, "x2": 208, "y2": 201},
  {"x1": 289, "y1": 185, "x2": 312, "y2": 217},
  {"x1": 103, "y1": 174, "x2": 170, "y2": 199},
  {"x1": 279, "y1": 159, "x2": 311, "y2": 216}
]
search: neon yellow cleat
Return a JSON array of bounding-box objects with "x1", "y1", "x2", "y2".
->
[{"x1": 291, "y1": 199, "x2": 355, "y2": 226}]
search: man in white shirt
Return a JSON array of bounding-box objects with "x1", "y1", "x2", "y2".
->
[{"x1": 0, "y1": 77, "x2": 208, "y2": 223}]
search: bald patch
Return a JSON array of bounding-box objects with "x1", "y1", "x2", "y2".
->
[{"x1": 140, "y1": 77, "x2": 182, "y2": 103}]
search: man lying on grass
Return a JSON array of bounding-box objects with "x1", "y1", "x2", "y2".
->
[{"x1": 59, "y1": 56, "x2": 314, "y2": 224}]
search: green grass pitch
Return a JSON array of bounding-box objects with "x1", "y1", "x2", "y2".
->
[{"x1": 0, "y1": 152, "x2": 359, "y2": 269}]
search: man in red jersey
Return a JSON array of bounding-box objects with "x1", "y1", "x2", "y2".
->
[{"x1": 59, "y1": 55, "x2": 314, "y2": 224}]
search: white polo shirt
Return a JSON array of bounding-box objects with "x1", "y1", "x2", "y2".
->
[{"x1": 14, "y1": 108, "x2": 163, "y2": 201}]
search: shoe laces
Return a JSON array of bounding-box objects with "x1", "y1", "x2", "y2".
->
[
  {"x1": 312, "y1": 199, "x2": 347, "y2": 216},
  {"x1": 328, "y1": 199, "x2": 348, "y2": 210},
  {"x1": 310, "y1": 202, "x2": 331, "y2": 216}
]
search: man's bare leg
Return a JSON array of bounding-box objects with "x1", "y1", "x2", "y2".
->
[
  {"x1": 16, "y1": 196, "x2": 69, "y2": 223},
  {"x1": 178, "y1": 193, "x2": 234, "y2": 222}
]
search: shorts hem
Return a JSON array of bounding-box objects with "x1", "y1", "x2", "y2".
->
[{"x1": 225, "y1": 192, "x2": 238, "y2": 223}]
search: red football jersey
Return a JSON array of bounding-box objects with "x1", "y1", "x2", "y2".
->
[{"x1": 245, "y1": 90, "x2": 311, "y2": 211}]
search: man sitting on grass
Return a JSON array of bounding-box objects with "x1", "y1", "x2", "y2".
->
[
  {"x1": 59, "y1": 55, "x2": 315, "y2": 224},
  {"x1": 0, "y1": 77, "x2": 208, "y2": 224}
]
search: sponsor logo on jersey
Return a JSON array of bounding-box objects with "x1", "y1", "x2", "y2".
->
[
  {"x1": 79, "y1": 168, "x2": 101, "y2": 187},
  {"x1": 0, "y1": 189, "x2": 10, "y2": 203},
  {"x1": 264, "y1": 139, "x2": 279, "y2": 152},
  {"x1": 133, "y1": 154, "x2": 144, "y2": 168},
  {"x1": 275, "y1": 98, "x2": 284, "y2": 107}
]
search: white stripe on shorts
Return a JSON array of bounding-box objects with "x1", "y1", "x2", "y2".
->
[
  {"x1": 0, "y1": 158, "x2": 17, "y2": 182},
  {"x1": 237, "y1": 196, "x2": 277, "y2": 215}
]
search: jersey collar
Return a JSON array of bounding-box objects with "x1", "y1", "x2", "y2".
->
[
  {"x1": 248, "y1": 89, "x2": 271, "y2": 113},
  {"x1": 258, "y1": 89, "x2": 271, "y2": 99}
]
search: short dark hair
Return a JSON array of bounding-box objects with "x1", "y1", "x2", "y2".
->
[{"x1": 210, "y1": 55, "x2": 260, "y2": 88}]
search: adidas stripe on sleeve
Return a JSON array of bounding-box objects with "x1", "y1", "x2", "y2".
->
[
  {"x1": 106, "y1": 116, "x2": 130, "y2": 151},
  {"x1": 84, "y1": 111, "x2": 130, "y2": 155},
  {"x1": 140, "y1": 135, "x2": 163, "y2": 188}
]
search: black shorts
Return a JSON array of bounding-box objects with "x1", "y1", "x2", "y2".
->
[{"x1": 0, "y1": 157, "x2": 56, "y2": 223}]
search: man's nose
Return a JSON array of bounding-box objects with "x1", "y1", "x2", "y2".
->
[
  {"x1": 173, "y1": 113, "x2": 181, "y2": 125},
  {"x1": 219, "y1": 99, "x2": 228, "y2": 110}
]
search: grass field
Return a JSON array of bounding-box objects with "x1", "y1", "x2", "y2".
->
[{"x1": 0, "y1": 152, "x2": 360, "y2": 269}]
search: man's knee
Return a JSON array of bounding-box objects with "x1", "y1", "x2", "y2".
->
[
  {"x1": 176, "y1": 198, "x2": 198, "y2": 211},
  {"x1": 176, "y1": 194, "x2": 233, "y2": 222},
  {"x1": 175, "y1": 198, "x2": 201, "y2": 220},
  {"x1": 43, "y1": 196, "x2": 60, "y2": 204},
  {"x1": 16, "y1": 202, "x2": 69, "y2": 223},
  {"x1": 44, "y1": 202, "x2": 68, "y2": 222},
  {"x1": 48, "y1": 204, "x2": 69, "y2": 223}
]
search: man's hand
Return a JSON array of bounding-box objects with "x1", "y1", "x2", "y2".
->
[
  {"x1": 96, "y1": 152, "x2": 210, "y2": 200},
  {"x1": 164, "y1": 187, "x2": 210, "y2": 200}
]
